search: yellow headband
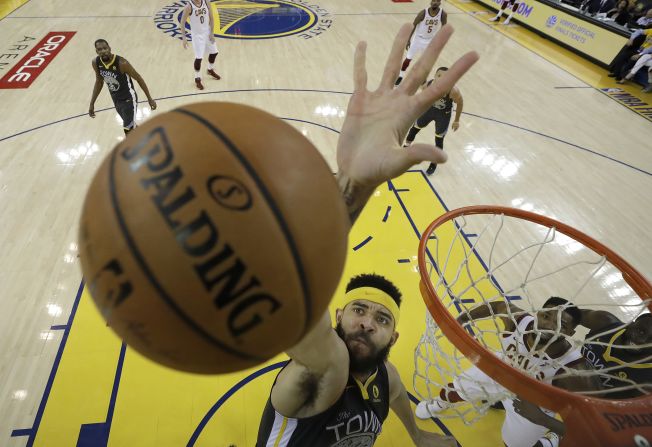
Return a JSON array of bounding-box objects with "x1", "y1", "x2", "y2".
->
[{"x1": 343, "y1": 287, "x2": 400, "y2": 325}]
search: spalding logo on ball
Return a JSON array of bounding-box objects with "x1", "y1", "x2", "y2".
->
[{"x1": 79, "y1": 102, "x2": 349, "y2": 374}]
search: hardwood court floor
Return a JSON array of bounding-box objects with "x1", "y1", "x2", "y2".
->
[{"x1": 0, "y1": 0, "x2": 650, "y2": 446}]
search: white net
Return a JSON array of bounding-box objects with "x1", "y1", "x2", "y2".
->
[{"x1": 413, "y1": 211, "x2": 652, "y2": 425}]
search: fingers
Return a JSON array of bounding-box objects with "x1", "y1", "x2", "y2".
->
[
  {"x1": 400, "y1": 25, "x2": 454, "y2": 95},
  {"x1": 416, "y1": 51, "x2": 479, "y2": 111},
  {"x1": 353, "y1": 41, "x2": 368, "y2": 93},
  {"x1": 379, "y1": 23, "x2": 412, "y2": 90},
  {"x1": 406, "y1": 143, "x2": 448, "y2": 165}
]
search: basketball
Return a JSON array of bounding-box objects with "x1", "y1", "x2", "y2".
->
[{"x1": 78, "y1": 102, "x2": 349, "y2": 374}]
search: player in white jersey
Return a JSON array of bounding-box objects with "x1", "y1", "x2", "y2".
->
[
  {"x1": 395, "y1": 0, "x2": 447, "y2": 86},
  {"x1": 180, "y1": 0, "x2": 220, "y2": 90},
  {"x1": 415, "y1": 297, "x2": 602, "y2": 447}
]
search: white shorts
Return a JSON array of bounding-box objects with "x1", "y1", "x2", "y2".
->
[
  {"x1": 452, "y1": 366, "x2": 557, "y2": 447},
  {"x1": 453, "y1": 365, "x2": 510, "y2": 402},
  {"x1": 407, "y1": 37, "x2": 431, "y2": 60},
  {"x1": 192, "y1": 32, "x2": 218, "y2": 59}
]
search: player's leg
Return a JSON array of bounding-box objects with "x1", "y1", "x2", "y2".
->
[
  {"x1": 396, "y1": 37, "x2": 425, "y2": 85},
  {"x1": 489, "y1": 0, "x2": 510, "y2": 21},
  {"x1": 503, "y1": 0, "x2": 519, "y2": 24},
  {"x1": 415, "y1": 365, "x2": 507, "y2": 419},
  {"x1": 403, "y1": 111, "x2": 433, "y2": 146},
  {"x1": 620, "y1": 53, "x2": 652, "y2": 83},
  {"x1": 206, "y1": 40, "x2": 221, "y2": 80},
  {"x1": 117, "y1": 99, "x2": 137, "y2": 135},
  {"x1": 192, "y1": 33, "x2": 206, "y2": 89},
  {"x1": 426, "y1": 112, "x2": 452, "y2": 175},
  {"x1": 644, "y1": 67, "x2": 652, "y2": 93}
]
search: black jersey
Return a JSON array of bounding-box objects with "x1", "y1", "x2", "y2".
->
[
  {"x1": 96, "y1": 55, "x2": 136, "y2": 103},
  {"x1": 426, "y1": 79, "x2": 454, "y2": 115},
  {"x1": 581, "y1": 323, "x2": 652, "y2": 398},
  {"x1": 256, "y1": 362, "x2": 391, "y2": 447}
]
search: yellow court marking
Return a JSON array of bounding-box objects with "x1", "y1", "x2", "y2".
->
[
  {"x1": 449, "y1": 0, "x2": 652, "y2": 121},
  {"x1": 33, "y1": 171, "x2": 505, "y2": 447},
  {"x1": 0, "y1": 0, "x2": 30, "y2": 20}
]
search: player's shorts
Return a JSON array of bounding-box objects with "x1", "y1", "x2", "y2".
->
[
  {"x1": 452, "y1": 364, "x2": 510, "y2": 402},
  {"x1": 502, "y1": 399, "x2": 556, "y2": 447},
  {"x1": 415, "y1": 108, "x2": 452, "y2": 137},
  {"x1": 115, "y1": 98, "x2": 137, "y2": 130},
  {"x1": 192, "y1": 32, "x2": 219, "y2": 59},
  {"x1": 407, "y1": 37, "x2": 431, "y2": 60}
]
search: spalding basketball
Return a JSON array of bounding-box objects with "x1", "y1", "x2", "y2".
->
[{"x1": 78, "y1": 102, "x2": 349, "y2": 374}]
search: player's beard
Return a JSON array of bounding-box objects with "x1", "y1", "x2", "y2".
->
[{"x1": 335, "y1": 322, "x2": 392, "y2": 374}]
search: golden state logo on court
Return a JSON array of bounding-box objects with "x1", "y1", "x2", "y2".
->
[{"x1": 155, "y1": 0, "x2": 332, "y2": 40}]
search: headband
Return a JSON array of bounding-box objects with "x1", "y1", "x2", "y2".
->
[{"x1": 343, "y1": 287, "x2": 400, "y2": 325}]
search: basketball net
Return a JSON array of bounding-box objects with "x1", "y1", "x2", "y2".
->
[{"x1": 413, "y1": 206, "x2": 652, "y2": 447}]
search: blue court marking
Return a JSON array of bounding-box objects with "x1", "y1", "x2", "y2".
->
[
  {"x1": 9, "y1": 280, "x2": 85, "y2": 446},
  {"x1": 353, "y1": 235, "x2": 373, "y2": 251},
  {"x1": 462, "y1": 111, "x2": 652, "y2": 177},
  {"x1": 186, "y1": 361, "x2": 459, "y2": 446},
  {"x1": 506, "y1": 295, "x2": 523, "y2": 301},
  {"x1": 382, "y1": 205, "x2": 392, "y2": 223},
  {"x1": 50, "y1": 324, "x2": 68, "y2": 330},
  {"x1": 10, "y1": 428, "x2": 32, "y2": 437},
  {"x1": 465, "y1": 233, "x2": 478, "y2": 238},
  {"x1": 77, "y1": 342, "x2": 127, "y2": 447},
  {"x1": 0, "y1": 88, "x2": 648, "y2": 178},
  {"x1": 398, "y1": 258, "x2": 411, "y2": 263}
]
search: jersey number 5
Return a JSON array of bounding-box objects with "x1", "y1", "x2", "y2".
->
[{"x1": 427, "y1": 25, "x2": 433, "y2": 32}]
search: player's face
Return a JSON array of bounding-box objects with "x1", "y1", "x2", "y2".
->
[
  {"x1": 336, "y1": 300, "x2": 398, "y2": 373},
  {"x1": 624, "y1": 317, "x2": 652, "y2": 354},
  {"x1": 430, "y1": 0, "x2": 441, "y2": 9},
  {"x1": 95, "y1": 42, "x2": 112, "y2": 61},
  {"x1": 535, "y1": 308, "x2": 576, "y2": 344}
]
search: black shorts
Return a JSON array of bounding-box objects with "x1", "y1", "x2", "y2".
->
[
  {"x1": 415, "y1": 109, "x2": 452, "y2": 137},
  {"x1": 115, "y1": 98, "x2": 137, "y2": 130}
]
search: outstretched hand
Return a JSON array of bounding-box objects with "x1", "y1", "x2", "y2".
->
[{"x1": 337, "y1": 24, "x2": 478, "y2": 190}]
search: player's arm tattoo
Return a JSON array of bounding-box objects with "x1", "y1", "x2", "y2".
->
[{"x1": 336, "y1": 173, "x2": 375, "y2": 225}]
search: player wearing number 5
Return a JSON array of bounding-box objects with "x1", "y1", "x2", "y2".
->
[
  {"x1": 180, "y1": 0, "x2": 221, "y2": 90},
  {"x1": 395, "y1": 0, "x2": 447, "y2": 86}
]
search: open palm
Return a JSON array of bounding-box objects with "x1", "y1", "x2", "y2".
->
[{"x1": 337, "y1": 24, "x2": 478, "y2": 188}]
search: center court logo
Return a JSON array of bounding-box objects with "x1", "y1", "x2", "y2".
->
[
  {"x1": 546, "y1": 15, "x2": 557, "y2": 28},
  {"x1": 154, "y1": 0, "x2": 332, "y2": 40}
]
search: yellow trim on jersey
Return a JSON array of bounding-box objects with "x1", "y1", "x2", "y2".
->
[
  {"x1": 353, "y1": 369, "x2": 378, "y2": 400},
  {"x1": 603, "y1": 329, "x2": 652, "y2": 369},
  {"x1": 100, "y1": 54, "x2": 116, "y2": 70},
  {"x1": 273, "y1": 416, "x2": 288, "y2": 447},
  {"x1": 343, "y1": 287, "x2": 400, "y2": 325}
]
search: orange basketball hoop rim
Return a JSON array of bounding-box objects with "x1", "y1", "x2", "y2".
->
[{"x1": 418, "y1": 205, "x2": 652, "y2": 447}]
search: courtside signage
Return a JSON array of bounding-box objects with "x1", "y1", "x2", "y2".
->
[{"x1": 0, "y1": 31, "x2": 75, "y2": 89}]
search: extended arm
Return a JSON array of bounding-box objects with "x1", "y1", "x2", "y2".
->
[
  {"x1": 180, "y1": 5, "x2": 191, "y2": 48},
  {"x1": 451, "y1": 86, "x2": 463, "y2": 130},
  {"x1": 387, "y1": 362, "x2": 455, "y2": 446},
  {"x1": 88, "y1": 60, "x2": 104, "y2": 118},
  {"x1": 458, "y1": 300, "x2": 524, "y2": 332},
  {"x1": 120, "y1": 59, "x2": 157, "y2": 110},
  {"x1": 407, "y1": 10, "x2": 426, "y2": 48}
]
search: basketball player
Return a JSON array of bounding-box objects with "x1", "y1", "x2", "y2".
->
[
  {"x1": 256, "y1": 22, "x2": 479, "y2": 446},
  {"x1": 395, "y1": 0, "x2": 447, "y2": 86},
  {"x1": 579, "y1": 309, "x2": 652, "y2": 398},
  {"x1": 489, "y1": 0, "x2": 520, "y2": 25},
  {"x1": 180, "y1": 0, "x2": 220, "y2": 90},
  {"x1": 403, "y1": 67, "x2": 463, "y2": 175},
  {"x1": 88, "y1": 39, "x2": 157, "y2": 134},
  {"x1": 415, "y1": 297, "x2": 601, "y2": 447}
]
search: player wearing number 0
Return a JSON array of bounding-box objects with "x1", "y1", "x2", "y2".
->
[
  {"x1": 180, "y1": 0, "x2": 221, "y2": 90},
  {"x1": 415, "y1": 297, "x2": 602, "y2": 447},
  {"x1": 395, "y1": 0, "x2": 447, "y2": 86},
  {"x1": 256, "y1": 23, "x2": 479, "y2": 447}
]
